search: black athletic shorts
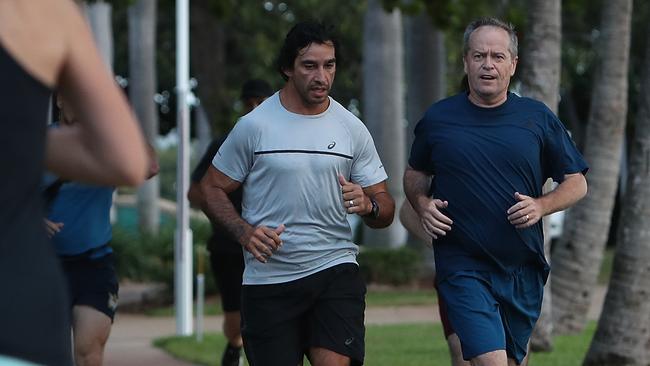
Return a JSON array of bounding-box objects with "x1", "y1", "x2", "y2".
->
[
  {"x1": 241, "y1": 263, "x2": 366, "y2": 366},
  {"x1": 60, "y1": 253, "x2": 119, "y2": 321},
  {"x1": 209, "y1": 248, "x2": 245, "y2": 312}
]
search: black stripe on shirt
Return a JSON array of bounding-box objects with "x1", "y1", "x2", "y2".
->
[{"x1": 254, "y1": 149, "x2": 353, "y2": 160}]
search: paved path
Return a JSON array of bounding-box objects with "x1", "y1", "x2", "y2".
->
[{"x1": 105, "y1": 286, "x2": 607, "y2": 366}]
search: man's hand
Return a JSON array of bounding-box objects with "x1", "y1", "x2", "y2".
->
[
  {"x1": 417, "y1": 197, "x2": 453, "y2": 240},
  {"x1": 338, "y1": 175, "x2": 372, "y2": 216},
  {"x1": 507, "y1": 192, "x2": 544, "y2": 229},
  {"x1": 242, "y1": 224, "x2": 285, "y2": 263},
  {"x1": 44, "y1": 219, "x2": 64, "y2": 238}
]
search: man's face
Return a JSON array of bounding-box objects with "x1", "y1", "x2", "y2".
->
[
  {"x1": 284, "y1": 41, "x2": 336, "y2": 108},
  {"x1": 463, "y1": 26, "x2": 518, "y2": 106}
]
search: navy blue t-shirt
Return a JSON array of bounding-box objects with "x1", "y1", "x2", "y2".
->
[{"x1": 409, "y1": 92, "x2": 588, "y2": 282}]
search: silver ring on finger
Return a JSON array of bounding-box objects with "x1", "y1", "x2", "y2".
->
[
  {"x1": 525, "y1": 214, "x2": 530, "y2": 222},
  {"x1": 349, "y1": 200, "x2": 354, "y2": 207}
]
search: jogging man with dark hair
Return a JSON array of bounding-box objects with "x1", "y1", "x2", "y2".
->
[{"x1": 199, "y1": 21, "x2": 395, "y2": 366}]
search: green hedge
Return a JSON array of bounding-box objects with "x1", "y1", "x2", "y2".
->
[
  {"x1": 358, "y1": 247, "x2": 422, "y2": 286},
  {"x1": 113, "y1": 220, "x2": 424, "y2": 293},
  {"x1": 111, "y1": 218, "x2": 217, "y2": 296}
]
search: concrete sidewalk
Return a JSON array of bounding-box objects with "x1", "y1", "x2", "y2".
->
[
  {"x1": 104, "y1": 286, "x2": 607, "y2": 366},
  {"x1": 104, "y1": 305, "x2": 441, "y2": 366}
]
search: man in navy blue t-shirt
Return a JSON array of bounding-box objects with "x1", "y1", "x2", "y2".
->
[{"x1": 404, "y1": 17, "x2": 588, "y2": 366}]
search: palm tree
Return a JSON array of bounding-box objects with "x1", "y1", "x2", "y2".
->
[
  {"x1": 190, "y1": 0, "x2": 226, "y2": 133},
  {"x1": 583, "y1": 20, "x2": 650, "y2": 366},
  {"x1": 362, "y1": 0, "x2": 407, "y2": 247},
  {"x1": 405, "y1": 12, "x2": 446, "y2": 150},
  {"x1": 129, "y1": 0, "x2": 160, "y2": 234},
  {"x1": 551, "y1": 0, "x2": 633, "y2": 334},
  {"x1": 518, "y1": 0, "x2": 561, "y2": 351},
  {"x1": 404, "y1": 11, "x2": 446, "y2": 274}
]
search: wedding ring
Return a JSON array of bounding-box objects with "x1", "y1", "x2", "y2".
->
[
  {"x1": 349, "y1": 200, "x2": 354, "y2": 206},
  {"x1": 525, "y1": 214, "x2": 530, "y2": 221}
]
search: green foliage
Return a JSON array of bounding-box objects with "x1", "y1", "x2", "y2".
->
[
  {"x1": 156, "y1": 145, "x2": 199, "y2": 201},
  {"x1": 111, "y1": 218, "x2": 217, "y2": 296},
  {"x1": 358, "y1": 247, "x2": 422, "y2": 285},
  {"x1": 112, "y1": 224, "x2": 175, "y2": 283},
  {"x1": 155, "y1": 322, "x2": 599, "y2": 366}
]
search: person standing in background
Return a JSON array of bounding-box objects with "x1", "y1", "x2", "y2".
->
[{"x1": 188, "y1": 79, "x2": 273, "y2": 366}]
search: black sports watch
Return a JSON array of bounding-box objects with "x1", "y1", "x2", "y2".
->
[{"x1": 364, "y1": 198, "x2": 379, "y2": 219}]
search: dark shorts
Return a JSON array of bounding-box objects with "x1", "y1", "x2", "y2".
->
[
  {"x1": 209, "y1": 248, "x2": 245, "y2": 312},
  {"x1": 436, "y1": 265, "x2": 544, "y2": 364},
  {"x1": 241, "y1": 263, "x2": 366, "y2": 366},
  {"x1": 60, "y1": 253, "x2": 119, "y2": 322}
]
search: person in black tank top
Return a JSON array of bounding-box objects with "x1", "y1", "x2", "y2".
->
[
  {"x1": 0, "y1": 44, "x2": 73, "y2": 365},
  {"x1": 0, "y1": 1, "x2": 151, "y2": 364}
]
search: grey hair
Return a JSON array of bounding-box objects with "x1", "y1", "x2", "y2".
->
[{"x1": 462, "y1": 17, "x2": 518, "y2": 58}]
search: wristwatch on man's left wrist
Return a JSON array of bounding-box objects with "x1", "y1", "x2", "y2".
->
[{"x1": 363, "y1": 198, "x2": 379, "y2": 219}]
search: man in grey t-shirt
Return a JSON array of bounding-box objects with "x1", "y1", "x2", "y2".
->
[{"x1": 199, "y1": 21, "x2": 395, "y2": 366}]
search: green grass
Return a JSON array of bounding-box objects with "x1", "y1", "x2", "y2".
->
[
  {"x1": 146, "y1": 288, "x2": 437, "y2": 317},
  {"x1": 155, "y1": 322, "x2": 598, "y2": 366}
]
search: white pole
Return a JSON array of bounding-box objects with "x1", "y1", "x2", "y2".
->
[{"x1": 175, "y1": 0, "x2": 193, "y2": 336}]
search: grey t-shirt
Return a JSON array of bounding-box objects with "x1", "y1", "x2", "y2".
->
[{"x1": 213, "y1": 92, "x2": 387, "y2": 284}]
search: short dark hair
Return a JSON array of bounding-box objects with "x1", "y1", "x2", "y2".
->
[
  {"x1": 276, "y1": 21, "x2": 341, "y2": 81},
  {"x1": 240, "y1": 79, "x2": 273, "y2": 99},
  {"x1": 463, "y1": 17, "x2": 518, "y2": 58}
]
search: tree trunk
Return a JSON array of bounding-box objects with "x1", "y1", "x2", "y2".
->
[
  {"x1": 405, "y1": 13, "x2": 446, "y2": 151},
  {"x1": 190, "y1": 0, "x2": 226, "y2": 135},
  {"x1": 404, "y1": 12, "x2": 446, "y2": 274},
  {"x1": 83, "y1": 0, "x2": 113, "y2": 70},
  {"x1": 583, "y1": 21, "x2": 650, "y2": 366},
  {"x1": 551, "y1": 0, "x2": 633, "y2": 334},
  {"x1": 362, "y1": 0, "x2": 407, "y2": 248},
  {"x1": 129, "y1": 0, "x2": 160, "y2": 234},
  {"x1": 518, "y1": 0, "x2": 561, "y2": 351}
]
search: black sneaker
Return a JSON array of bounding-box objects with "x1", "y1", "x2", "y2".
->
[{"x1": 221, "y1": 343, "x2": 242, "y2": 366}]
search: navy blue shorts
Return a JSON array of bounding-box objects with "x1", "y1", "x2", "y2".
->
[
  {"x1": 437, "y1": 265, "x2": 544, "y2": 364},
  {"x1": 60, "y1": 253, "x2": 119, "y2": 322}
]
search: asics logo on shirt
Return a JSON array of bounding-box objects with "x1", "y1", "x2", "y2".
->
[{"x1": 327, "y1": 141, "x2": 336, "y2": 149}]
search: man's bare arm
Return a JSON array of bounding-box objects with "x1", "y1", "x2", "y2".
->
[
  {"x1": 199, "y1": 165, "x2": 249, "y2": 244},
  {"x1": 403, "y1": 165, "x2": 453, "y2": 239},
  {"x1": 403, "y1": 165, "x2": 431, "y2": 214},
  {"x1": 540, "y1": 173, "x2": 588, "y2": 214},
  {"x1": 338, "y1": 175, "x2": 394, "y2": 228},
  {"x1": 199, "y1": 166, "x2": 283, "y2": 263},
  {"x1": 508, "y1": 173, "x2": 588, "y2": 228},
  {"x1": 360, "y1": 181, "x2": 395, "y2": 228}
]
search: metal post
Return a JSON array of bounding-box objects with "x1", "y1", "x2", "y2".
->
[{"x1": 174, "y1": 0, "x2": 193, "y2": 336}]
